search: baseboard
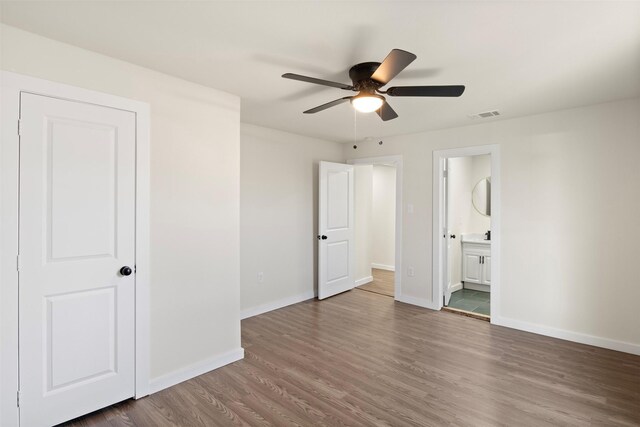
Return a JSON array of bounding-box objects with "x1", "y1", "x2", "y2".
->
[
  {"x1": 371, "y1": 263, "x2": 395, "y2": 272},
  {"x1": 464, "y1": 282, "x2": 490, "y2": 292},
  {"x1": 241, "y1": 290, "x2": 315, "y2": 320},
  {"x1": 492, "y1": 316, "x2": 640, "y2": 356},
  {"x1": 149, "y1": 348, "x2": 245, "y2": 394},
  {"x1": 450, "y1": 282, "x2": 463, "y2": 292},
  {"x1": 395, "y1": 294, "x2": 439, "y2": 310},
  {"x1": 355, "y1": 276, "x2": 373, "y2": 286}
]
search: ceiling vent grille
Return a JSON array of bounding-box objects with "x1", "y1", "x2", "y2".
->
[{"x1": 468, "y1": 110, "x2": 501, "y2": 119}]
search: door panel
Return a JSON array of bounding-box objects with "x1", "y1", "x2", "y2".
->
[
  {"x1": 326, "y1": 240, "x2": 349, "y2": 282},
  {"x1": 327, "y1": 171, "x2": 349, "y2": 229},
  {"x1": 318, "y1": 162, "x2": 355, "y2": 299},
  {"x1": 46, "y1": 287, "x2": 117, "y2": 391},
  {"x1": 19, "y1": 93, "x2": 136, "y2": 427},
  {"x1": 47, "y1": 118, "x2": 117, "y2": 260}
]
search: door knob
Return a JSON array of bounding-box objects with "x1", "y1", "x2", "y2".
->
[
  {"x1": 120, "y1": 266, "x2": 133, "y2": 276},
  {"x1": 317, "y1": 235, "x2": 328, "y2": 240}
]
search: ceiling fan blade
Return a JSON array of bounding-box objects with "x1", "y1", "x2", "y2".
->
[
  {"x1": 282, "y1": 73, "x2": 354, "y2": 90},
  {"x1": 386, "y1": 85, "x2": 466, "y2": 97},
  {"x1": 370, "y1": 49, "x2": 417, "y2": 85},
  {"x1": 376, "y1": 102, "x2": 398, "y2": 121},
  {"x1": 304, "y1": 97, "x2": 353, "y2": 114}
]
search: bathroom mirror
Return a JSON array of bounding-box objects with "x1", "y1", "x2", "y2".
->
[{"x1": 472, "y1": 177, "x2": 491, "y2": 216}]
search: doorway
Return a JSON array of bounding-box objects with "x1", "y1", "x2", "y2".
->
[
  {"x1": 350, "y1": 156, "x2": 403, "y2": 299},
  {"x1": 353, "y1": 164, "x2": 397, "y2": 297},
  {"x1": 444, "y1": 155, "x2": 491, "y2": 318},
  {"x1": 432, "y1": 145, "x2": 500, "y2": 322}
]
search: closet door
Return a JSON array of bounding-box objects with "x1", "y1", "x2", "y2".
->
[
  {"x1": 19, "y1": 93, "x2": 136, "y2": 427},
  {"x1": 318, "y1": 161, "x2": 355, "y2": 299}
]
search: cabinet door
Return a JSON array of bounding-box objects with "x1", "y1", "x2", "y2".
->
[
  {"x1": 463, "y1": 253, "x2": 482, "y2": 283},
  {"x1": 482, "y1": 255, "x2": 491, "y2": 285}
]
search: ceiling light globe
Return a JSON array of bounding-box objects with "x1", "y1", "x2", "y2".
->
[{"x1": 352, "y1": 95, "x2": 384, "y2": 113}]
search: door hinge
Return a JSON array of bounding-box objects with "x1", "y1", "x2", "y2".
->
[
  {"x1": 443, "y1": 170, "x2": 448, "y2": 179},
  {"x1": 16, "y1": 255, "x2": 21, "y2": 272},
  {"x1": 18, "y1": 119, "x2": 23, "y2": 136},
  {"x1": 17, "y1": 390, "x2": 20, "y2": 407}
]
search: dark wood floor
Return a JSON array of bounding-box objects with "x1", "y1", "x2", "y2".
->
[
  {"x1": 357, "y1": 268, "x2": 394, "y2": 297},
  {"x1": 63, "y1": 289, "x2": 640, "y2": 426}
]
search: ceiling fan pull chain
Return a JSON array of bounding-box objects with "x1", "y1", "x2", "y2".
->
[{"x1": 353, "y1": 109, "x2": 357, "y2": 146}]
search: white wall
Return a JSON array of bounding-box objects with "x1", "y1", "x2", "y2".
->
[
  {"x1": 354, "y1": 165, "x2": 373, "y2": 283},
  {"x1": 345, "y1": 97, "x2": 640, "y2": 350},
  {"x1": 371, "y1": 165, "x2": 396, "y2": 270},
  {"x1": 0, "y1": 24, "x2": 242, "y2": 386},
  {"x1": 240, "y1": 124, "x2": 344, "y2": 317}
]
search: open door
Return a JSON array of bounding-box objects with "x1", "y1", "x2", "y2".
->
[
  {"x1": 318, "y1": 161, "x2": 355, "y2": 299},
  {"x1": 443, "y1": 159, "x2": 452, "y2": 306}
]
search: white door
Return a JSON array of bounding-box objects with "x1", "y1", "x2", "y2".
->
[
  {"x1": 318, "y1": 161, "x2": 355, "y2": 299},
  {"x1": 443, "y1": 159, "x2": 452, "y2": 305},
  {"x1": 19, "y1": 93, "x2": 136, "y2": 427}
]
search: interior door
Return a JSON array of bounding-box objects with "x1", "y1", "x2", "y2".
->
[
  {"x1": 443, "y1": 159, "x2": 452, "y2": 306},
  {"x1": 318, "y1": 161, "x2": 355, "y2": 299},
  {"x1": 19, "y1": 93, "x2": 136, "y2": 426}
]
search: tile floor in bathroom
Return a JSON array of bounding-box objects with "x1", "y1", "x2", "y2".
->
[{"x1": 448, "y1": 289, "x2": 490, "y2": 316}]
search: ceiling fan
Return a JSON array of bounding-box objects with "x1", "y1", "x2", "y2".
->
[{"x1": 282, "y1": 49, "x2": 465, "y2": 121}]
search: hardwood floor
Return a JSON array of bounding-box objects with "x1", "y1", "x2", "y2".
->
[
  {"x1": 357, "y1": 268, "x2": 394, "y2": 297},
  {"x1": 62, "y1": 289, "x2": 640, "y2": 426}
]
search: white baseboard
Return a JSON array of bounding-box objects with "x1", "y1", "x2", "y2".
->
[
  {"x1": 395, "y1": 294, "x2": 439, "y2": 310},
  {"x1": 371, "y1": 263, "x2": 395, "y2": 272},
  {"x1": 355, "y1": 276, "x2": 373, "y2": 286},
  {"x1": 149, "y1": 348, "x2": 245, "y2": 394},
  {"x1": 464, "y1": 282, "x2": 490, "y2": 292},
  {"x1": 241, "y1": 290, "x2": 315, "y2": 320},
  {"x1": 492, "y1": 316, "x2": 640, "y2": 356},
  {"x1": 450, "y1": 282, "x2": 463, "y2": 292}
]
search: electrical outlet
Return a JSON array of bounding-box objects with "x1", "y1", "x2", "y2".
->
[
  {"x1": 407, "y1": 267, "x2": 415, "y2": 277},
  {"x1": 407, "y1": 204, "x2": 414, "y2": 214},
  {"x1": 257, "y1": 272, "x2": 264, "y2": 283}
]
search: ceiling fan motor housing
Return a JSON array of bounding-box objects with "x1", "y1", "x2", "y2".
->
[{"x1": 349, "y1": 62, "x2": 384, "y2": 92}]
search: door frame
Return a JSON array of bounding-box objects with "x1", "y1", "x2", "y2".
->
[
  {"x1": 348, "y1": 155, "x2": 403, "y2": 300},
  {"x1": 1, "y1": 71, "x2": 151, "y2": 426},
  {"x1": 432, "y1": 145, "x2": 500, "y2": 321}
]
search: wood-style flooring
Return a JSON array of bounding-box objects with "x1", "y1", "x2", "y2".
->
[
  {"x1": 356, "y1": 268, "x2": 394, "y2": 297},
  {"x1": 62, "y1": 289, "x2": 640, "y2": 426}
]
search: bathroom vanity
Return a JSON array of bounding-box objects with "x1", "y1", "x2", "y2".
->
[{"x1": 461, "y1": 234, "x2": 491, "y2": 292}]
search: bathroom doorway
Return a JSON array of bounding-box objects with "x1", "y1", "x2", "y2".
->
[
  {"x1": 444, "y1": 155, "x2": 491, "y2": 318},
  {"x1": 432, "y1": 146, "x2": 500, "y2": 321}
]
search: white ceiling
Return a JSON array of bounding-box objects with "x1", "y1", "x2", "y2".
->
[{"x1": 2, "y1": 1, "x2": 639, "y2": 143}]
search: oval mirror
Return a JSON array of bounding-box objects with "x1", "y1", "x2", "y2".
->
[{"x1": 472, "y1": 177, "x2": 491, "y2": 216}]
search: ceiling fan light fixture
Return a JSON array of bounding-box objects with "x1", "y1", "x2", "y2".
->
[{"x1": 351, "y1": 93, "x2": 384, "y2": 113}]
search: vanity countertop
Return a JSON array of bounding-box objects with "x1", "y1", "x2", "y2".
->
[{"x1": 461, "y1": 233, "x2": 491, "y2": 245}]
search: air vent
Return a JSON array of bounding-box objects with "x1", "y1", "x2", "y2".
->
[{"x1": 468, "y1": 110, "x2": 501, "y2": 119}]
